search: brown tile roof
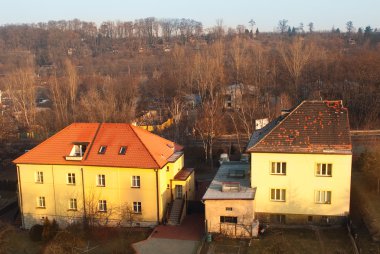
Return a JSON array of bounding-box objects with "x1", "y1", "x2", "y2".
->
[
  {"x1": 174, "y1": 168, "x2": 194, "y2": 181},
  {"x1": 246, "y1": 100, "x2": 352, "y2": 154},
  {"x1": 14, "y1": 123, "x2": 183, "y2": 168}
]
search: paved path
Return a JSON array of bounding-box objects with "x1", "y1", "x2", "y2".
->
[{"x1": 133, "y1": 214, "x2": 205, "y2": 254}]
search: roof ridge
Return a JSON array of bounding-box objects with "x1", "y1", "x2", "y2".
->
[
  {"x1": 129, "y1": 124, "x2": 161, "y2": 168},
  {"x1": 248, "y1": 100, "x2": 306, "y2": 151}
]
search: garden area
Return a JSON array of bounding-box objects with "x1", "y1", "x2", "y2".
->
[
  {"x1": 202, "y1": 227, "x2": 355, "y2": 254},
  {"x1": 0, "y1": 220, "x2": 152, "y2": 254}
]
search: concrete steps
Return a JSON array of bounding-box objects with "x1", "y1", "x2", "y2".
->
[{"x1": 167, "y1": 199, "x2": 183, "y2": 225}]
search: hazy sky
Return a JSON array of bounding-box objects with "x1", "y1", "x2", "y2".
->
[{"x1": 1, "y1": 0, "x2": 379, "y2": 32}]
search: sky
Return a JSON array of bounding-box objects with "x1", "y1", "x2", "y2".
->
[{"x1": 1, "y1": 0, "x2": 379, "y2": 32}]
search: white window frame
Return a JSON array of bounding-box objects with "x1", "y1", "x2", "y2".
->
[
  {"x1": 132, "y1": 176, "x2": 140, "y2": 188},
  {"x1": 69, "y1": 198, "x2": 77, "y2": 210},
  {"x1": 119, "y1": 146, "x2": 127, "y2": 155},
  {"x1": 133, "y1": 202, "x2": 142, "y2": 213},
  {"x1": 67, "y1": 173, "x2": 76, "y2": 185},
  {"x1": 37, "y1": 196, "x2": 46, "y2": 208},
  {"x1": 271, "y1": 162, "x2": 287, "y2": 175},
  {"x1": 35, "y1": 171, "x2": 44, "y2": 183},
  {"x1": 315, "y1": 190, "x2": 332, "y2": 204},
  {"x1": 316, "y1": 163, "x2": 332, "y2": 177},
  {"x1": 98, "y1": 200, "x2": 107, "y2": 212},
  {"x1": 97, "y1": 174, "x2": 105, "y2": 187},
  {"x1": 98, "y1": 145, "x2": 107, "y2": 154},
  {"x1": 270, "y1": 188, "x2": 286, "y2": 202}
]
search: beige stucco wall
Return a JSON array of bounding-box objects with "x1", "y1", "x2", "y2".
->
[
  {"x1": 250, "y1": 152, "x2": 352, "y2": 216},
  {"x1": 205, "y1": 199, "x2": 255, "y2": 237},
  {"x1": 17, "y1": 154, "x2": 190, "y2": 229}
]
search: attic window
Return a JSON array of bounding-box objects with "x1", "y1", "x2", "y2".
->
[
  {"x1": 98, "y1": 146, "x2": 107, "y2": 154},
  {"x1": 66, "y1": 142, "x2": 88, "y2": 160},
  {"x1": 119, "y1": 146, "x2": 127, "y2": 155}
]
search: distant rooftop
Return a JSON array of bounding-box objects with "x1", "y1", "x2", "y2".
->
[{"x1": 202, "y1": 161, "x2": 256, "y2": 200}]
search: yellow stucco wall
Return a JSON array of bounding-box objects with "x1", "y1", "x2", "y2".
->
[
  {"x1": 16, "y1": 154, "x2": 193, "y2": 229},
  {"x1": 205, "y1": 199, "x2": 255, "y2": 237},
  {"x1": 250, "y1": 152, "x2": 352, "y2": 216}
]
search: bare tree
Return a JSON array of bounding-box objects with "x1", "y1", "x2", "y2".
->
[
  {"x1": 279, "y1": 37, "x2": 314, "y2": 96},
  {"x1": 308, "y1": 22, "x2": 314, "y2": 33},
  {"x1": 346, "y1": 21, "x2": 355, "y2": 34},
  {"x1": 64, "y1": 59, "x2": 79, "y2": 121},
  {"x1": 5, "y1": 68, "x2": 37, "y2": 130},
  {"x1": 278, "y1": 19, "x2": 289, "y2": 34}
]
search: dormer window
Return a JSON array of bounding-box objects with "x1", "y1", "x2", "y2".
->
[
  {"x1": 98, "y1": 146, "x2": 107, "y2": 154},
  {"x1": 65, "y1": 142, "x2": 88, "y2": 161},
  {"x1": 119, "y1": 146, "x2": 127, "y2": 155}
]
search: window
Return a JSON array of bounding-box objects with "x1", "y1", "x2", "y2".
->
[
  {"x1": 98, "y1": 146, "x2": 107, "y2": 154},
  {"x1": 166, "y1": 166, "x2": 170, "y2": 172},
  {"x1": 97, "y1": 174, "x2": 105, "y2": 187},
  {"x1": 316, "y1": 163, "x2": 332, "y2": 177},
  {"x1": 271, "y1": 162, "x2": 286, "y2": 175},
  {"x1": 119, "y1": 146, "x2": 127, "y2": 155},
  {"x1": 270, "y1": 214, "x2": 286, "y2": 224},
  {"x1": 35, "y1": 171, "x2": 44, "y2": 183},
  {"x1": 220, "y1": 216, "x2": 237, "y2": 224},
  {"x1": 37, "y1": 196, "x2": 45, "y2": 208},
  {"x1": 132, "y1": 176, "x2": 140, "y2": 188},
  {"x1": 167, "y1": 184, "x2": 170, "y2": 189},
  {"x1": 315, "y1": 190, "x2": 332, "y2": 204},
  {"x1": 67, "y1": 173, "x2": 76, "y2": 185},
  {"x1": 98, "y1": 200, "x2": 107, "y2": 212},
  {"x1": 226, "y1": 207, "x2": 233, "y2": 211},
  {"x1": 69, "y1": 198, "x2": 77, "y2": 210},
  {"x1": 270, "y1": 188, "x2": 286, "y2": 202},
  {"x1": 70, "y1": 144, "x2": 87, "y2": 157},
  {"x1": 133, "y1": 202, "x2": 142, "y2": 213}
]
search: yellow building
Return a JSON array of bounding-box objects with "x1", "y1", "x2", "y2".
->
[
  {"x1": 203, "y1": 162, "x2": 258, "y2": 238},
  {"x1": 247, "y1": 100, "x2": 352, "y2": 224},
  {"x1": 14, "y1": 123, "x2": 195, "y2": 229},
  {"x1": 203, "y1": 100, "x2": 352, "y2": 237}
]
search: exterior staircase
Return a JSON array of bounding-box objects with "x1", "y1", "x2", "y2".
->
[{"x1": 167, "y1": 199, "x2": 184, "y2": 225}]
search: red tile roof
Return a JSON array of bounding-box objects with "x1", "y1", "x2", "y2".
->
[
  {"x1": 14, "y1": 123, "x2": 183, "y2": 168},
  {"x1": 246, "y1": 100, "x2": 352, "y2": 154}
]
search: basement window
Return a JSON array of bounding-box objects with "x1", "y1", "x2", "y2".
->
[
  {"x1": 119, "y1": 146, "x2": 127, "y2": 155},
  {"x1": 98, "y1": 146, "x2": 107, "y2": 154}
]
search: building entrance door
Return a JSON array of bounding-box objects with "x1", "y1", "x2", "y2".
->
[{"x1": 175, "y1": 185, "x2": 183, "y2": 199}]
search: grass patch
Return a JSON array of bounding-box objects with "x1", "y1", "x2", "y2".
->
[
  {"x1": 206, "y1": 227, "x2": 353, "y2": 254},
  {"x1": 0, "y1": 222, "x2": 151, "y2": 254},
  {"x1": 320, "y1": 227, "x2": 354, "y2": 253},
  {"x1": 0, "y1": 225, "x2": 44, "y2": 254},
  {"x1": 248, "y1": 228, "x2": 320, "y2": 254}
]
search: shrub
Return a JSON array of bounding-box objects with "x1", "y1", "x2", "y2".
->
[
  {"x1": 29, "y1": 224, "x2": 43, "y2": 242},
  {"x1": 42, "y1": 217, "x2": 59, "y2": 242}
]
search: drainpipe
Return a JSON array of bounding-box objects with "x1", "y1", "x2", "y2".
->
[
  {"x1": 81, "y1": 168, "x2": 86, "y2": 224},
  {"x1": 154, "y1": 169, "x2": 159, "y2": 224},
  {"x1": 16, "y1": 166, "x2": 24, "y2": 228}
]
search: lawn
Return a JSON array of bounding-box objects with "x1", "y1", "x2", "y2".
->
[
  {"x1": 0, "y1": 222, "x2": 151, "y2": 254},
  {"x1": 204, "y1": 227, "x2": 354, "y2": 254}
]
